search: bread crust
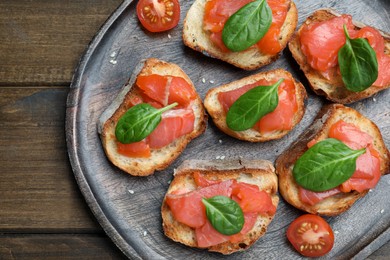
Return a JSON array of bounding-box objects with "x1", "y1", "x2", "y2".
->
[
  {"x1": 288, "y1": 9, "x2": 390, "y2": 104},
  {"x1": 204, "y1": 69, "x2": 307, "y2": 142},
  {"x1": 98, "y1": 58, "x2": 207, "y2": 176},
  {"x1": 182, "y1": 0, "x2": 298, "y2": 70},
  {"x1": 276, "y1": 104, "x2": 390, "y2": 216},
  {"x1": 161, "y1": 159, "x2": 279, "y2": 254}
]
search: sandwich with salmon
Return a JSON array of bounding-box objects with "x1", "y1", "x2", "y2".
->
[
  {"x1": 98, "y1": 58, "x2": 207, "y2": 176},
  {"x1": 288, "y1": 9, "x2": 390, "y2": 104},
  {"x1": 276, "y1": 104, "x2": 390, "y2": 216},
  {"x1": 161, "y1": 159, "x2": 279, "y2": 254},
  {"x1": 183, "y1": 0, "x2": 298, "y2": 70},
  {"x1": 204, "y1": 69, "x2": 307, "y2": 142}
]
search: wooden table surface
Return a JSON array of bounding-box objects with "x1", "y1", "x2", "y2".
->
[{"x1": 0, "y1": 0, "x2": 389, "y2": 259}]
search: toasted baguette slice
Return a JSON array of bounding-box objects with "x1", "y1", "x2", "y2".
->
[
  {"x1": 161, "y1": 159, "x2": 279, "y2": 254},
  {"x1": 288, "y1": 9, "x2": 390, "y2": 104},
  {"x1": 182, "y1": 0, "x2": 298, "y2": 70},
  {"x1": 204, "y1": 69, "x2": 307, "y2": 142},
  {"x1": 97, "y1": 58, "x2": 207, "y2": 176},
  {"x1": 276, "y1": 104, "x2": 390, "y2": 216}
]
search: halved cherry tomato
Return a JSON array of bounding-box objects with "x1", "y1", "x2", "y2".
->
[
  {"x1": 136, "y1": 0, "x2": 180, "y2": 32},
  {"x1": 287, "y1": 214, "x2": 334, "y2": 257}
]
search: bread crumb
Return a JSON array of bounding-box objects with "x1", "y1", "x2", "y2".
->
[
  {"x1": 380, "y1": 209, "x2": 385, "y2": 214},
  {"x1": 128, "y1": 189, "x2": 134, "y2": 194},
  {"x1": 143, "y1": 231, "x2": 148, "y2": 236}
]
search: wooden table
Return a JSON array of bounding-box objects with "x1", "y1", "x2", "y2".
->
[{"x1": 0, "y1": 0, "x2": 389, "y2": 258}]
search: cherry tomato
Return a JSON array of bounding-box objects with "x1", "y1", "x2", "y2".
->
[
  {"x1": 136, "y1": 0, "x2": 180, "y2": 32},
  {"x1": 287, "y1": 214, "x2": 334, "y2": 257}
]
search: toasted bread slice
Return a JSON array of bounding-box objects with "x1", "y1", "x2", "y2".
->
[
  {"x1": 288, "y1": 9, "x2": 390, "y2": 104},
  {"x1": 204, "y1": 69, "x2": 307, "y2": 142},
  {"x1": 161, "y1": 159, "x2": 279, "y2": 254},
  {"x1": 97, "y1": 58, "x2": 207, "y2": 176},
  {"x1": 182, "y1": 0, "x2": 298, "y2": 70},
  {"x1": 276, "y1": 104, "x2": 390, "y2": 216}
]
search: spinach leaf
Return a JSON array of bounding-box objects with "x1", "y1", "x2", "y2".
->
[
  {"x1": 222, "y1": 0, "x2": 272, "y2": 52},
  {"x1": 202, "y1": 196, "x2": 244, "y2": 235},
  {"x1": 293, "y1": 138, "x2": 366, "y2": 192},
  {"x1": 338, "y1": 25, "x2": 378, "y2": 92},
  {"x1": 226, "y1": 78, "x2": 283, "y2": 131},
  {"x1": 115, "y1": 102, "x2": 177, "y2": 144}
]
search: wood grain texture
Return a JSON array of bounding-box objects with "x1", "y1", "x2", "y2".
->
[
  {"x1": 0, "y1": 0, "x2": 122, "y2": 85},
  {"x1": 0, "y1": 88, "x2": 100, "y2": 231},
  {"x1": 0, "y1": 234, "x2": 126, "y2": 259}
]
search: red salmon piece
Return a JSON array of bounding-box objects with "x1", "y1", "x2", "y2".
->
[
  {"x1": 300, "y1": 15, "x2": 355, "y2": 72},
  {"x1": 194, "y1": 172, "x2": 221, "y2": 187},
  {"x1": 165, "y1": 179, "x2": 234, "y2": 228},
  {"x1": 254, "y1": 79, "x2": 297, "y2": 134},
  {"x1": 256, "y1": 0, "x2": 290, "y2": 55},
  {"x1": 218, "y1": 80, "x2": 268, "y2": 112},
  {"x1": 300, "y1": 120, "x2": 382, "y2": 204},
  {"x1": 299, "y1": 187, "x2": 341, "y2": 206},
  {"x1": 231, "y1": 182, "x2": 276, "y2": 215},
  {"x1": 218, "y1": 78, "x2": 297, "y2": 134},
  {"x1": 147, "y1": 109, "x2": 195, "y2": 149},
  {"x1": 203, "y1": 0, "x2": 289, "y2": 54},
  {"x1": 136, "y1": 74, "x2": 169, "y2": 106},
  {"x1": 195, "y1": 219, "x2": 230, "y2": 248},
  {"x1": 328, "y1": 120, "x2": 373, "y2": 150},
  {"x1": 167, "y1": 77, "x2": 197, "y2": 107},
  {"x1": 116, "y1": 140, "x2": 151, "y2": 158},
  {"x1": 228, "y1": 212, "x2": 258, "y2": 243}
]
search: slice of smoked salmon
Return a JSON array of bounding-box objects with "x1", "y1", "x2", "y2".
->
[
  {"x1": 299, "y1": 187, "x2": 341, "y2": 206},
  {"x1": 254, "y1": 79, "x2": 297, "y2": 134},
  {"x1": 300, "y1": 120, "x2": 382, "y2": 204},
  {"x1": 300, "y1": 15, "x2": 390, "y2": 86},
  {"x1": 228, "y1": 212, "x2": 258, "y2": 243},
  {"x1": 136, "y1": 74, "x2": 169, "y2": 106},
  {"x1": 147, "y1": 109, "x2": 195, "y2": 149},
  {"x1": 203, "y1": 0, "x2": 289, "y2": 54},
  {"x1": 195, "y1": 219, "x2": 230, "y2": 248},
  {"x1": 231, "y1": 182, "x2": 276, "y2": 215},
  {"x1": 116, "y1": 140, "x2": 151, "y2": 158},
  {"x1": 300, "y1": 14, "x2": 355, "y2": 72},
  {"x1": 256, "y1": 0, "x2": 290, "y2": 55},
  {"x1": 165, "y1": 179, "x2": 234, "y2": 228},
  {"x1": 167, "y1": 77, "x2": 197, "y2": 107},
  {"x1": 218, "y1": 78, "x2": 297, "y2": 134},
  {"x1": 194, "y1": 172, "x2": 221, "y2": 187}
]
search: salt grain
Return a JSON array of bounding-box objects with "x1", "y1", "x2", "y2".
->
[
  {"x1": 202, "y1": 78, "x2": 206, "y2": 83},
  {"x1": 128, "y1": 189, "x2": 134, "y2": 194},
  {"x1": 334, "y1": 230, "x2": 339, "y2": 234},
  {"x1": 381, "y1": 209, "x2": 385, "y2": 214},
  {"x1": 168, "y1": 34, "x2": 172, "y2": 39},
  {"x1": 216, "y1": 155, "x2": 221, "y2": 159},
  {"x1": 109, "y1": 59, "x2": 117, "y2": 65},
  {"x1": 110, "y1": 51, "x2": 117, "y2": 58},
  {"x1": 219, "y1": 139, "x2": 223, "y2": 144},
  {"x1": 209, "y1": 80, "x2": 215, "y2": 84},
  {"x1": 143, "y1": 231, "x2": 148, "y2": 236},
  {"x1": 373, "y1": 98, "x2": 377, "y2": 102},
  {"x1": 220, "y1": 155, "x2": 226, "y2": 160}
]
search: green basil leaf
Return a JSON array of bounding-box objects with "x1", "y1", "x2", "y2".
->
[
  {"x1": 226, "y1": 78, "x2": 283, "y2": 131},
  {"x1": 115, "y1": 102, "x2": 177, "y2": 144},
  {"x1": 202, "y1": 196, "x2": 244, "y2": 235},
  {"x1": 338, "y1": 25, "x2": 378, "y2": 92},
  {"x1": 293, "y1": 138, "x2": 366, "y2": 192},
  {"x1": 222, "y1": 0, "x2": 272, "y2": 52}
]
